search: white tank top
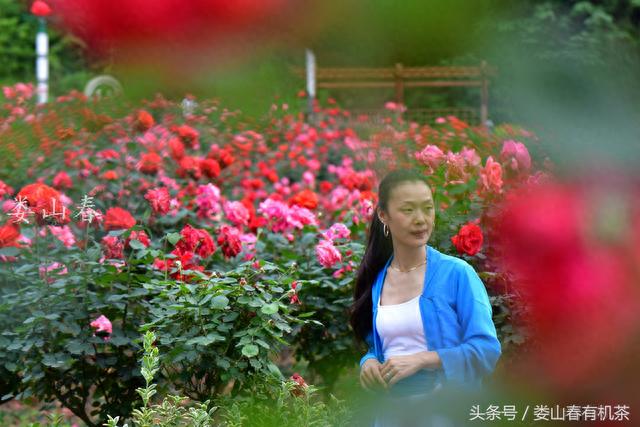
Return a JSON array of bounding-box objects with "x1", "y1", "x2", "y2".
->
[{"x1": 376, "y1": 294, "x2": 429, "y2": 358}]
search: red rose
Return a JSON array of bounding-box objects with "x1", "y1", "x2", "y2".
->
[
  {"x1": 319, "y1": 181, "x2": 333, "y2": 194},
  {"x1": 138, "y1": 152, "x2": 162, "y2": 174},
  {"x1": 175, "y1": 125, "x2": 199, "y2": 148},
  {"x1": 177, "y1": 156, "x2": 201, "y2": 179},
  {"x1": 101, "y1": 235, "x2": 124, "y2": 259},
  {"x1": 154, "y1": 250, "x2": 204, "y2": 282},
  {"x1": 126, "y1": 230, "x2": 151, "y2": 248},
  {"x1": 289, "y1": 373, "x2": 308, "y2": 397},
  {"x1": 134, "y1": 110, "x2": 154, "y2": 132},
  {"x1": 168, "y1": 137, "x2": 185, "y2": 161},
  {"x1": 0, "y1": 180, "x2": 14, "y2": 198},
  {"x1": 103, "y1": 207, "x2": 136, "y2": 231},
  {"x1": 0, "y1": 223, "x2": 21, "y2": 248},
  {"x1": 52, "y1": 171, "x2": 73, "y2": 190},
  {"x1": 289, "y1": 189, "x2": 318, "y2": 210},
  {"x1": 199, "y1": 158, "x2": 221, "y2": 179},
  {"x1": 207, "y1": 145, "x2": 235, "y2": 168},
  {"x1": 451, "y1": 222, "x2": 483, "y2": 256},
  {"x1": 17, "y1": 182, "x2": 70, "y2": 225},
  {"x1": 101, "y1": 170, "x2": 118, "y2": 180},
  {"x1": 175, "y1": 224, "x2": 215, "y2": 258},
  {"x1": 144, "y1": 187, "x2": 171, "y2": 215},
  {"x1": 217, "y1": 225, "x2": 242, "y2": 259}
]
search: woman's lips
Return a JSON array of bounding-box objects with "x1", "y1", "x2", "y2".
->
[{"x1": 412, "y1": 230, "x2": 428, "y2": 238}]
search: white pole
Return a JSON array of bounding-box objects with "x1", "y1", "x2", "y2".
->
[
  {"x1": 36, "y1": 18, "x2": 49, "y2": 104},
  {"x1": 305, "y1": 49, "x2": 316, "y2": 116}
]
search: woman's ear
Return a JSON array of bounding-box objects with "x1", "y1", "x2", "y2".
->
[{"x1": 377, "y1": 207, "x2": 386, "y2": 224}]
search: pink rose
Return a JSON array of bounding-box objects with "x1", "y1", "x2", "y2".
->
[
  {"x1": 144, "y1": 187, "x2": 171, "y2": 215},
  {"x1": 39, "y1": 262, "x2": 68, "y2": 283},
  {"x1": 445, "y1": 152, "x2": 470, "y2": 184},
  {"x1": 315, "y1": 239, "x2": 341, "y2": 268},
  {"x1": 90, "y1": 315, "x2": 112, "y2": 341},
  {"x1": 48, "y1": 225, "x2": 76, "y2": 248},
  {"x1": 500, "y1": 140, "x2": 531, "y2": 172},
  {"x1": 480, "y1": 156, "x2": 503, "y2": 194},
  {"x1": 102, "y1": 235, "x2": 124, "y2": 259},
  {"x1": 460, "y1": 147, "x2": 481, "y2": 168},
  {"x1": 324, "y1": 223, "x2": 351, "y2": 241},
  {"x1": 415, "y1": 145, "x2": 445, "y2": 169},
  {"x1": 223, "y1": 200, "x2": 250, "y2": 227}
]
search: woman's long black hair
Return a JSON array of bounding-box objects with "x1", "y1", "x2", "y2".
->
[{"x1": 349, "y1": 169, "x2": 432, "y2": 344}]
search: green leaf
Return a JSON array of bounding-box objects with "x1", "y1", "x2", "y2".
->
[
  {"x1": 261, "y1": 302, "x2": 279, "y2": 315},
  {"x1": 87, "y1": 247, "x2": 102, "y2": 262},
  {"x1": 0, "y1": 247, "x2": 20, "y2": 256},
  {"x1": 128, "y1": 239, "x2": 146, "y2": 250},
  {"x1": 297, "y1": 311, "x2": 316, "y2": 318},
  {"x1": 187, "y1": 333, "x2": 223, "y2": 347},
  {"x1": 211, "y1": 295, "x2": 229, "y2": 310},
  {"x1": 42, "y1": 353, "x2": 70, "y2": 368},
  {"x1": 241, "y1": 344, "x2": 259, "y2": 358},
  {"x1": 66, "y1": 341, "x2": 94, "y2": 355},
  {"x1": 166, "y1": 232, "x2": 182, "y2": 245},
  {"x1": 255, "y1": 339, "x2": 270, "y2": 349},
  {"x1": 216, "y1": 359, "x2": 231, "y2": 369}
]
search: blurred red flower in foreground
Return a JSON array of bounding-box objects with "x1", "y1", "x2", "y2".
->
[
  {"x1": 31, "y1": 0, "x2": 52, "y2": 17},
  {"x1": 493, "y1": 180, "x2": 640, "y2": 390},
  {"x1": 48, "y1": 0, "x2": 298, "y2": 56},
  {"x1": 451, "y1": 222, "x2": 483, "y2": 256},
  {"x1": 17, "y1": 183, "x2": 70, "y2": 225}
]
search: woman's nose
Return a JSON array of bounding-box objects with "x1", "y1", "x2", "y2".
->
[{"x1": 414, "y1": 210, "x2": 427, "y2": 224}]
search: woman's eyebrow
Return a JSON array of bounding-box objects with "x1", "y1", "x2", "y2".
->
[{"x1": 401, "y1": 200, "x2": 434, "y2": 205}]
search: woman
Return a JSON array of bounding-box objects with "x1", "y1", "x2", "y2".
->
[{"x1": 350, "y1": 169, "x2": 501, "y2": 425}]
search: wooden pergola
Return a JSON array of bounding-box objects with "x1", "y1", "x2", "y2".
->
[{"x1": 293, "y1": 61, "x2": 496, "y2": 126}]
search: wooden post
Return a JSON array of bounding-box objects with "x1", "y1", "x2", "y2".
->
[
  {"x1": 394, "y1": 63, "x2": 404, "y2": 105},
  {"x1": 480, "y1": 60, "x2": 489, "y2": 128}
]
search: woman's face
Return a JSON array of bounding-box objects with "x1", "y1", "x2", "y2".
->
[{"x1": 378, "y1": 181, "x2": 435, "y2": 248}]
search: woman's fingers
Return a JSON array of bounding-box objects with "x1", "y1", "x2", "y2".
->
[
  {"x1": 361, "y1": 367, "x2": 374, "y2": 390},
  {"x1": 359, "y1": 372, "x2": 370, "y2": 390},
  {"x1": 361, "y1": 365, "x2": 386, "y2": 390}
]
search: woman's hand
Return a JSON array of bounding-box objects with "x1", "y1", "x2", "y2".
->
[
  {"x1": 380, "y1": 351, "x2": 441, "y2": 387},
  {"x1": 360, "y1": 358, "x2": 387, "y2": 391}
]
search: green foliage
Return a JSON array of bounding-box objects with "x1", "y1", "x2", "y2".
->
[
  {"x1": 104, "y1": 330, "x2": 218, "y2": 427},
  {"x1": 141, "y1": 259, "x2": 306, "y2": 400},
  {"x1": 276, "y1": 220, "x2": 366, "y2": 392},
  {"x1": 0, "y1": 223, "x2": 306, "y2": 426},
  {"x1": 0, "y1": 0, "x2": 87, "y2": 85},
  {"x1": 216, "y1": 373, "x2": 351, "y2": 427}
]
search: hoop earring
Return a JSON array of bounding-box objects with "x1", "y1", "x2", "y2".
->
[{"x1": 383, "y1": 223, "x2": 389, "y2": 237}]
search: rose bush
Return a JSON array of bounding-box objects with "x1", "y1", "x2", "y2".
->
[{"x1": 0, "y1": 85, "x2": 548, "y2": 420}]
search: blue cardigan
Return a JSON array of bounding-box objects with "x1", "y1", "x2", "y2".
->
[{"x1": 359, "y1": 245, "x2": 501, "y2": 389}]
